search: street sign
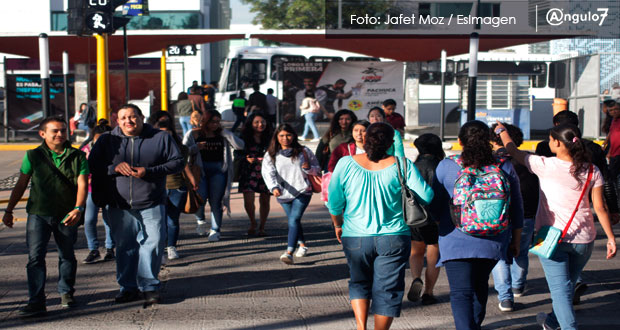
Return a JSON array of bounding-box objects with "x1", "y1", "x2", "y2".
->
[
  {"x1": 167, "y1": 45, "x2": 197, "y2": 56},
  {"x1": 86, "y1": 11, "x2": 113, "y2": 33},
  {"x1": 122, "y1": 0, "x2": 149, "y2": 16}
]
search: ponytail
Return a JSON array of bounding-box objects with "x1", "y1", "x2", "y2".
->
[{"x1": 549, "y1": 124, "x2": 591, "y2": 188}]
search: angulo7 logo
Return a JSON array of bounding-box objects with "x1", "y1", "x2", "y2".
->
[{"x1": 546, "y1": 7, "x2": 609, "y2": 26}]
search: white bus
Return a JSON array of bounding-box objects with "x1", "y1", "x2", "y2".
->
[{"x1": 215, "y1": 46, "x2": 381, "y2": 121}]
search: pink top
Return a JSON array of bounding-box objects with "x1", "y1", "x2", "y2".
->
[
  {"x1": 608, "y1": 118, "x2": 620, "y2": 158},
  {"x1": 525, "y1": 154, "x2": 603, "y2": 244}
]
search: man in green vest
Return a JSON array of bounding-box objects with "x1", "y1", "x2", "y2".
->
[
  {"x1": 231, "y1": 90, "x2": 247, "y2": 132},
  {"x1": 2, "y1": 116, "x2": 88, "y2": 317}
]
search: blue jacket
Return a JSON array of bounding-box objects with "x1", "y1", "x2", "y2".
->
[{"x1": 89, "y1": 124, "x2": 184, "y2": 209}]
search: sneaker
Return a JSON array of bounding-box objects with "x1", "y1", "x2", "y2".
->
[
  {"x1": 573, "y1": 282, "x2": 588, "y2": 305},
  {"x1": 498, "y1": 300, "x2": 514, "y2": 312},
  {"x1": 114, "y1": 290, "x2": 141, "y2": 304},
  {"x1": 208, "y1": 230, "x2": 220, "y2": 242},
  {"x1": 536, "y1": 312, "x2": 556, "y2": 330},
  {"x1": 167, "y1": 246, "x2": 180, "y2": 260},
  {"x1": 513, "y1": 286, "x2": 526, "y2": 298},
  {"x1": 82, "y1": 249, "x2": 101, "y2": 264},
  {"x1": 143, "y1": 291, "x2": 160, "y2": 306},
  {"x1": 295, "y1": 246, "x2": 308, "y2": 257},
  {"x1": 421, "y1": 294, "x2": 438, "y2": 305},
  {"x1": 103, "y1": 248, "x2": 115, "y2": 261},
  {"x1": 280, "y1": 253, "x2": 294, "y2": 265},
  {"x1": 407, "y1": 278, "x2": 423, "y2": 302},
  {"x1": 19, "y1": 303, "x2": 46, "y2": 317},
  {"x1": 196, "y1": 221, "x2": 208, "y2": 236},
  {"x1": 311, "y1": 138, "x2": 320, "y2": 142},
  {"x1": 61, "y1": 293, "x2": 77, "y2": 308}
]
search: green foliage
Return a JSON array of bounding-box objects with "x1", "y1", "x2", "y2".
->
[{"x1": 241, "y1": 0, "x2": 325, "y2": 29}]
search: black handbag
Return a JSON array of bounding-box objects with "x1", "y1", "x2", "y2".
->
[{"x1": 396, "y1": 157, "x2": 429, "y2": 228}]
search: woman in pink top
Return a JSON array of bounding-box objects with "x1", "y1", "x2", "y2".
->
[{"x1": 496, "y1": 122, "x2": 616, "y2": 330}]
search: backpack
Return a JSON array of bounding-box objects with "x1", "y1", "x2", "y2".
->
[
  {"x1": 309, "y1": 99, "x2": 321, "y2": 113},
  {"x1": 448, "y1": 155, "x2": 511, "y2": 236}
]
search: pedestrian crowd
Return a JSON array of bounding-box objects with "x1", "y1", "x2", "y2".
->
[{"x1": 2, "y1": 91, "x2": 619, "y2": 330}]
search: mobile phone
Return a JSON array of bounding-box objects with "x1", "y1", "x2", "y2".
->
[{"x1": 61, "y1": 213, "x2": 70, "y2": 224}]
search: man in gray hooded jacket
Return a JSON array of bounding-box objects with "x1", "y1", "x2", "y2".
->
[{"x1": 89, "y1": 104, "x2": 184, "y2": 305}]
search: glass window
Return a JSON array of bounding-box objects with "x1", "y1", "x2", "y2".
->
[
  {"x1": 346, "y1": 57, "x2": 380, "y2": 61},
  {"x1": 226, "y1": 59, "x2": 268, "y2": 91},
  {"x1": 491, "y1": 76, "x2": 509, "y2": 108},
  {"x1": 226, "y1": 59, "x2": 238, "y2": 92},
  {"x1": 51, "y1": 12, "x2": 68, "y2": 31},
  {"x1": 270, "y1": 55, "x2": 306, "y2": 81},
  {"x1": 127, "y1": 12, "x2": 201, "y2": 30},
  {"x1": 309, "y1": 56, "x2": 343, "y2": 62}
]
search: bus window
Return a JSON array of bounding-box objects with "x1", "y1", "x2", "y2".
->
[
  {"x1": 271, "y1": 55, "x2": 306, "y2": 81},
  {"x1": 346, "y1": 57, "x2": 380, "y2": 61},
  {"x1": 309, "y1": 56, "x2": 343, "y2": 62},
  {"x1": 226, "y1": 58, "x2": 268, "y2": 91}
]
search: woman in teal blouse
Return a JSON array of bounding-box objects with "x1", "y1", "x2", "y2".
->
[
  {"x1": 367, "y1": 107, "x2": 405, "y2": 157},
  {"x1": 327, "y1": 123, "x2": 434, "y2": 330}
]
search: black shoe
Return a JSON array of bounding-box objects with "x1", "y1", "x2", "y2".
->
[
  {"x1": 103, "y1": 248, "x2": 115, "y2": 261},
  {"x1": 114, "y1": 290, "x2": 141, "y2": 304},
  {"x1": 498, "y1": 299, "x2": 514, "y2": 312},
  {"x1": 573, "y1": 282, "x2": 588, "y2": 305},
  {"x1": 421, "y1": 294, "x2": 438, "y2": 306},
  {"x1": 83, "y1": 250, "x2": 101, "y2": 264},
  {"x1": 143, "y1": 291, "x2": 160, "y2": 306},
  {"x1": 61, "y1": 293, "x2": 77, "y2": 308},
  {"x1": 407, "y1": 278, "x2": 423, "y2": 302},
  {"x1": 19, "y1": 303, "x2": 47, "y2": 317}
]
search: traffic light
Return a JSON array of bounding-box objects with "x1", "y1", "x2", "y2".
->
[
  {"x1": 67, "y1": 0, "x2": 87, "y2": 36},
  {"x1": 67, "y1": 0, "x2": 130, "y2": 35}
]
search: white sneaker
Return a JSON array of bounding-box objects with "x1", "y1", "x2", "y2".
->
[
  {"x1": 167, "y1": 246, "x2": 180, "y2": 260},
  {"x1": 536, "y1": 312, "x2": 555, "y2": 330},
  {"x1": 280, "y1": 253, "x2": 294, "y2": 265},
  {"x1": 196, "y1": 221, "x2": 207, "y2": 236},
  {"x1": 311, "y1": 138, "x2": 320, "y2": 142},
  {"x1": 208, "y1": 230, "x2": 220, "y2": 242},
  {"x1": 295, "y1": 246, "x2": 308, "y2": 257}
]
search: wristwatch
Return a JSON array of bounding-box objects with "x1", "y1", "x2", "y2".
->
[
  {"x1": 494, "y1": 127, "x2": 506, "y2": 135},
  {"x1": 74, "y1": 206, "x2": 85, "y2": 212}
]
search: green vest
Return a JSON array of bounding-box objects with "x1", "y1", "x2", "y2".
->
[
  {"x1": 233, "y1": 98, "x2": 246, "y2": 108},
  {"x1": 26, "y1": 142, "x2": 83, "y2": 218}
]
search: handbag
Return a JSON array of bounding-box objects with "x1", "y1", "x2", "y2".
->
[
  {"x1": 529, "y1": 165, "x2": 593, "y2": 259},
  {"x1": 395, "y1": 157, "x2": 429, "y2": 228},
  {"x1": 183, "y1": 187, "x2": 203, "y2": 214},
  {"x1": 302, "y1": 149, "x2": 322, "y2": 193}
]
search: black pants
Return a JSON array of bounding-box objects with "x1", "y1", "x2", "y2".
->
[{"x1": 231, "y1": 108, "x2": 245, "y2": 132}]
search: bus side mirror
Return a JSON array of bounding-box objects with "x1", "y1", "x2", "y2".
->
[{"x1": 229, "y1": 93, "x2": 237, "y2": 101}]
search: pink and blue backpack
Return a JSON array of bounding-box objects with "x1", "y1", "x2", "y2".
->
[{"x1": 448, "y1": 155, "x2": 511, "y2": 236}]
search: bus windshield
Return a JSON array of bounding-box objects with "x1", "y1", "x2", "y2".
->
[{"x1": 226, "y1": 58, "x2": 268, "y2": 91}]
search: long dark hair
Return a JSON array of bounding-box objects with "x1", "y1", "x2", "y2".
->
[
  {"x1": 241, "y1": 112, "x2": 272, "y2": 146},
  {"x1": 323, "y1": 109, "x2": 357, "y2": 141},
  {"x1": 364, "y1": 123, "x2": 394, "y2": 162},
  {"x1": 414, "y1": 133, "x2": 445, "y2": 161},
  {"x1": 458, "y1": 120, "x2": 495, "y2": 168},
  {"x1": 153, "y1": 115, "x2": 183, "y2": 147},
  {"x1": 198, "y1": 109, "x2": 222, "y2": 136},
  {"x1": 549, "y1": 124, "x2": 591, "y2": 188},
  {"x1": 267, "y1": 124, "x2": 304, "y2": 161}
]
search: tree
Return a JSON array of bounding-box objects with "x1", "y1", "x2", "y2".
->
[{"x1": 241, "y1": 0, "x2": 325, "y2": 29}]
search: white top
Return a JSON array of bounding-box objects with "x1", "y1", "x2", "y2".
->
[{"x1": 261, "y1": 147, "x2": 321, "y2": 203}]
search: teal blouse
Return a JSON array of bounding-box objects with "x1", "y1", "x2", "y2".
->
[
  {"x1": 327, "y1": 156, "x2": 434, "y2": 237},
  {"x1": 387, "y1": 130, "x2": 405, "y2": 157}
]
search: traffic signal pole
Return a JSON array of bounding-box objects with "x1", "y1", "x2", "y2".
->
[
  {"x1": 95, "y1": 34, "x2": 110, "y2": 120},
  {"x1": 161, "y1": 49, "x2": 168, "y2": 111}
]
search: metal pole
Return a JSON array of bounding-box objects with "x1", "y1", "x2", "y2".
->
[
  {"x1": 123, "y1": 25, "x2": 130, "y2": 103},
  {"x1": 3, "y1": 57, "x2": 8, "y2": 142},
  {"x1": 277, "y1": 62, "x2": 282, "y2": 124},
  {"x1": 440, "y1": 50, "x2": 447, "y2": 141},
  {"x1": 338, "y1": 0, "x2": 342, "y2": 29},
  {"x1": 63, "y1": 51, "x2": 71, "y2": 138},
  {"x1": 95, "y1": 34, "x2": 109, "y2": 120},
  {"x1": 39, "y1": 33, "x2": 51, "y2": 118},
  {"x1": 161, "y1": 49, "x2": 168, "y2": 111},
  {"x1": 467, "y1": 33, "x2": 479, "y2": 122}
]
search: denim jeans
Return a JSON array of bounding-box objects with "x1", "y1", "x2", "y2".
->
[
  {"x1": 444, "y1": 258, "x2": 498, "y2": 330},
  {"x1": 167, "y1": 188, "x2": 187, "y2": 247},
  {"x1": 84, "y1": 192, "x2": 114, "y2": 250},
  {"x1": 195, "y1": 161, "x2": 227, "y2": 232},
  {"x1": 279, "y1": 193, "x2": 312, "y2": 252},
  {"x1": 492, "y1": 217, "x2": 535, "y2": 301},
  {"x1": 26, "y1": 214, "x2": 78, "y2": 304},
  {"x1": 301, "y1": 112, "x2": 320, "y2": 140},
  {"x1": 179, "y1": 116, "x2": 192, "y2": 136},
  {"x1": 538, "y1": 241, "x2": 594, "y2": 330},
  {"x1": 342, "y1": 235, "x2": 411, "y2": 317},
  {"x1": 107, "y1": 205, "x2": 166, "y2": 292}
]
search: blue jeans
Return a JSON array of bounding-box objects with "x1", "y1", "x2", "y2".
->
[
  {"x1": 107, "y1": 205, "x2": 166, "y2": 292},
  {"x1": 301, "y1": 112, "x2": 320, "y2": 140},
  {"x1": 179, "y1": 116, "x2": 192, "y2": 136},
  {"x1": 84, "y1": 192, "x2": 114, "y2": 250},
  {"x1": 279, "y1": 193, "x2": 312, "y2": 252},
  {"x1": 26, "y1": 214, "x2": 78, "y2": 304},
  {"x1": 167, "y1": 188, "x2": 187, "y2": 247},
  {"x1": 444, "y1": 258, "x2": 498, "y2": 330},
  {"x1": 342, "y1": 235, "x2": 411, "y2": 317},
  {"x1": 492, "y1": 217, "x2": 535, "y2": 301},
  {"x1": 195, "y1": 161, "x2": 227, "y2": 232},
  {"x1": 538, "y1": 241, "x2": 594, "y2": 330}
]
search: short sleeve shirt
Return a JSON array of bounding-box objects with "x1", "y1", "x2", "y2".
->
[
  {"x1": 525, "y1": 154, "x2": 602, "y2": 243},
  {"x1": 20, "y1": 147, "x2": 89, "y2": 176}
]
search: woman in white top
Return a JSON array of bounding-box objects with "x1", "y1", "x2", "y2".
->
[
  {"x1": 496, "y1": 122, "x2": 616, "y2": 330},
  {"x1": 262, "y1": 124, "x2": 321, "y2": 264},
  {"x1": 299, "y1": 91, "x2": 326, "y2": 141}
]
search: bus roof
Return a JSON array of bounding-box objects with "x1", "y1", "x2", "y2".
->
[{"x1": 227, "y1": 46, "x2": 385, "y2": 61}]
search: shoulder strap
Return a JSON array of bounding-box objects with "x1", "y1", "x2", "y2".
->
[
  {"x1": 348, "y1": 143, "x2": 355, "y2": 156},
  {"x1": 34, "y1": 148, "x2": 77, "y2": 193},
  {"x1": 559, "y1": 165, "x2": 593, "y2": 243},
  {"x1": 395, "y1": 157, "x2": 407, "y2": 189},
  {"x1": 448, "y1": 155, "x2": 463, "y2": 168}
]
